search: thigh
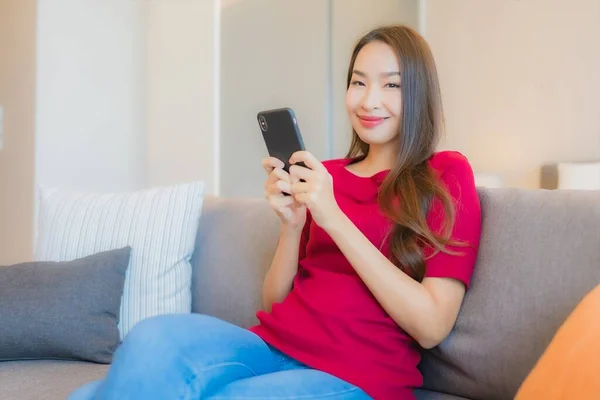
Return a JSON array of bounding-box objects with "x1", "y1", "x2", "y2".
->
[
  {"x1": 110, "y1": 313, "x2": 278, "y2": 373},
  {"x1": 94, "y1": 314, "x2": 279, "y2": 399},
  {"x1": 206, "y1": 369, "x2": 373, "y2": 400}
]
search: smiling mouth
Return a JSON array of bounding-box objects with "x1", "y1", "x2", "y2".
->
[
  {"x1": 358, "y1": 115, "x2": 389, "y2": 121},
  {"x1": 357, "y1": 115, "x2": 389, "y2": 127}
]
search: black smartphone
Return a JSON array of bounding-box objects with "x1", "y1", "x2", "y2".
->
[{"x1": 257, "y1": 107, "x2": 307, "y2": 173}]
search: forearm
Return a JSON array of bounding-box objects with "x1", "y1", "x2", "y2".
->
[
  {"x1": 262, "y1": 225, "x2": 303, "y2": 312},
  {"x1": 323, "y1": 212, "x2": 443, "y2": 348}
]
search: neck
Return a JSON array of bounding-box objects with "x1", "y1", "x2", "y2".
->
[{"x1": 362, "y1": 142, "x2": 399, "y2": 172}]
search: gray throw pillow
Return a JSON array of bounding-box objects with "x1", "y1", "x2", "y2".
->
[{"x1": 0, "y1": 247, "x2": 131, "y2": 363}]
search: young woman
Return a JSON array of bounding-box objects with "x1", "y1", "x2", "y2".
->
[{"x1": 69, "y1": 24, "x2": 481, "y2": 400}]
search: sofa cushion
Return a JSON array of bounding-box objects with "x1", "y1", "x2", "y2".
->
[
  {"x1": 0, "y1": 360, "x2": 108, "y2": 400},
  {"x1": 0, "y1": 248, "x2": 130, "y2": 363},
  {"x1": 35, "y1": 182, "x2": 205, "y2": 340},
  {"x1": 419, "y1": 188, "x2": 600, "y2": 399}
]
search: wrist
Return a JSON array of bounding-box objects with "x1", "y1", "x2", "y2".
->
[
  {"x1": 320, "y1": 206, "x2": 347, "y2": 233},
  {"x1": 281, "y1": 222, "x2": 304, "y2": 237}
]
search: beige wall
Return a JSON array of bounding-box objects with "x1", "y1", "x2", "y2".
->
[
  {"x1": 425, "y1": 0, "x2": 600, "y2": 188},
  {"x1": 220, "y1": 0, "x2": 330, "y2": 198},
  {"x1": 220, "y1": 0, "x2": 418, "y2": 198},
  {"x1": 331, "y1": 0, "x2": 419, "y2": 157},
  {"x1": 0, "y1": 0, "x2": 36, "y2": 264},
  {"x1": 145, "y1": 0, "x2": 219, "y2": 195}
]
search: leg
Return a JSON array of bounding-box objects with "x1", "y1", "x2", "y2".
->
[
  {"x1": 69, "y1": 314, "x2": 279, "y2": 400},
  {"x1": 207, "y1": 369, "x2": 373, "y2": 399},
  {"x1": 267, "y1": 345, "x2": 310, "y2": 372}
]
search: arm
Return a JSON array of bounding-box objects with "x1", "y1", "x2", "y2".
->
[
  {"x1": 261, "y1": 225, "x2": 303, "y2": 313},
  {"x1": 289, "y1": 151, "x2": 481, "y2": 349},
  {"x1": 324, "y1": 213, "x2": 468, "y2": 349},
  {"x1": 260, "y1": 156, "x2": 311, "y2": 313}
]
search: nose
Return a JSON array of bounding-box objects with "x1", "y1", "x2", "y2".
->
[{"x1": 360, "y1": 85, "x2": 382, "y2": 110}]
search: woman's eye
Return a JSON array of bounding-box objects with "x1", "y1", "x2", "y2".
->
[
  {"x1": 351, "y1": 80, "x2": 365, "y2": 87},
  {"x1": 385, "y1": 83, "x2": 401, "y2": 89}
]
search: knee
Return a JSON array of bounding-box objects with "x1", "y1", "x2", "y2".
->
[
  {"x1": 121, "y1": 314, "x2": 225, "y2": 353},
  {"x1": 118, "y1": 314, "x2": 186, "y2": 359},
  {"x1": 125, "y1": 314, "x2": 175, "y2": 341}
]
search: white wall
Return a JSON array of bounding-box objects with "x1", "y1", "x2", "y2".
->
[
  {"x1": 145, "y1": 0, "x2": 219, "y2": 195},
  {"x1": 424, "y1": 0, "x2": 600, "y2": 188},
  {"x1": 2, "y1": 0, "x2": 218, "y2": 261},
  {"x1": 35, "y1": 0, "x2": 147, "y2": 193},
  {"x1": 0, "y1": 0, "x2": 37, "y2": 264}
]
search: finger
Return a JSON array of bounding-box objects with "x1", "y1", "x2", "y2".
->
[
  {"x1": 269, "y1": 194, "x2": 295, "y2": 208},
  {"x1": 293, "y1": 192, "x2": 310, "y2": 206},
  {"x1": 289, "y1": 164, "x2": 313, "y2": 182},
  {"x1": 272, "y1": 167, "x2": 290, "y2": 183},
  {"x1": 291, "y1": 181, "x2": 310, "y2": 194},
  {"x1": 289, "y1": 151, "x2": 325, "y2": 172},
  {"x1": 262, "y1": 157, "x2": 285, "y2": 173},
  {"x1": 265, "y1": 168, "x2": 290, "y2": 189},
  {"x1": 265, "y1": 182, "x2": 282, "y2": 197},
  {"x1": 272, "y1": 180, "x2": 292, "y2": 195}
]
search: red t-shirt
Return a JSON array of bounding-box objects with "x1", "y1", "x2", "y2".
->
[{"x1": 249, "y1": 151, "x2": 482, "y2": 399}]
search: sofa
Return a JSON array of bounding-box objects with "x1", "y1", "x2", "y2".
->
[{"x1": 1, "y1": 187, "x2": 599, "y2": 400}]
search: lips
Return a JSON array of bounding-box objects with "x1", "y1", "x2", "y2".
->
[{"x1": 358, "y1": 115, "x2": 388, "y2": 128}]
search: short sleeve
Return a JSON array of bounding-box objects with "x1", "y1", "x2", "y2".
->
[{"x1": 423, "y1": 154, "x2": 482, "y2": 289}]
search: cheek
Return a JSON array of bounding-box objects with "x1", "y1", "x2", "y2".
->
[
  {"x1": 384, "y1": 92, "x2": 402, "y2": 116},
  {"x1": 345, "y1": 87, "x2": 361, "y2": 112}
]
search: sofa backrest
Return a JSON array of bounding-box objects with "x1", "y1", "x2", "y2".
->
[
  {"x1": 419, "y1": 188, "x2": 600, "y2": 399},
  {"x1": 191, "y1": 189, "x2": 600, "y2": 399},
  {"x1": 191, "y1": 196, "x2": 280, "y2": 328}
]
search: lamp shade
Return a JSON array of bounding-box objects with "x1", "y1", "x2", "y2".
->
[{"x1": 557, "y1": 162, "x2": 600, "y2": 190}]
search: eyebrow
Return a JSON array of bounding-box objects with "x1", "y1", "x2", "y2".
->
[{"x1": 352, "y1": 70, "x2": 401, "y2": 78}]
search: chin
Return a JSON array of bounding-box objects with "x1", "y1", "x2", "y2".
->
[{"x1": 354, "y1": 128, "x2": 397, "y2": 146}]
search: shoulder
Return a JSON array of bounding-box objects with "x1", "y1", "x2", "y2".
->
[
  {"x1": 428, "y1": 151, "x2": 478, "y2": 205},
  {"x1": 428, "y1": 150, "x2": 474, "y2": 179}
]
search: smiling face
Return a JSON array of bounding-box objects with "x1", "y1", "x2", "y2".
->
[{"x1": 345, "y1": 40, "x2": 403, "y2": 148}]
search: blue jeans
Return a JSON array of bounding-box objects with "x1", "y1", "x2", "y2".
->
[{"x1": 69, "y1": 314, "x2": 371, "y2": 399}]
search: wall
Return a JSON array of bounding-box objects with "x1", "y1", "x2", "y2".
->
[
  {"x1": 220, "y1": 0, "x2": 330, "y2": 198},
  {"x1": 220, "y1": 0, "x2": 418, "y2": 198},
  {"x1": 2, "y1": 0, "x2": 217, "y2": 261},
  {"x1": 0, "y1": 0, "x2": 37, "y2": 264},
  {"x1": 424, "y1": 0, "x2": 600, "y2": 188},
  {"x1": 35, "y1": 0, "x2": 147, "y2": 193},
  {"x1": 145, "y1": 0, "x2": 219, "y2": 195},
  {"x1": 331, "y1": 0, "x2": 419, "y2": 157}
]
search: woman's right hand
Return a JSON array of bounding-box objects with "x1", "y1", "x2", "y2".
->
[{"x1": 263, "y1": 157, "x2": 307, "y2": 230}]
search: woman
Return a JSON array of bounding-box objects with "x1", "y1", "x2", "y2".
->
[{"x1": 70, "y1": 24, "x2": 481, "y2": 400}]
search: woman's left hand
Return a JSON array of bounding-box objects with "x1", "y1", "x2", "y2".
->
[{"x1": 288, "y1": 151, "x2": 343, "y2": 230}]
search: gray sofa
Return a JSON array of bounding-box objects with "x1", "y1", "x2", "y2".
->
[{"x1": 1, "y1": 188, "x2": 599, "y2": 400}]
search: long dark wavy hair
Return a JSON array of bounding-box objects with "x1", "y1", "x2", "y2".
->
[{"x1": 346, "y1": 25, "x2": 465, "y2": 282}]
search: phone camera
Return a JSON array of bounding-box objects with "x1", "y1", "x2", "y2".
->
[{"x1": 258, "y1": 115, "x2": 268, "y2": 132}]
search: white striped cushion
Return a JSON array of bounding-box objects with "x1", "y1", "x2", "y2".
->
[{"x1": 35, "y1": 181, "x2": 205, "y2": 340}]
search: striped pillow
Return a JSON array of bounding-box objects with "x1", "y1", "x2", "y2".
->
[{"x1": 35, "y1": 181, "x2": 205, "y2": 340}]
